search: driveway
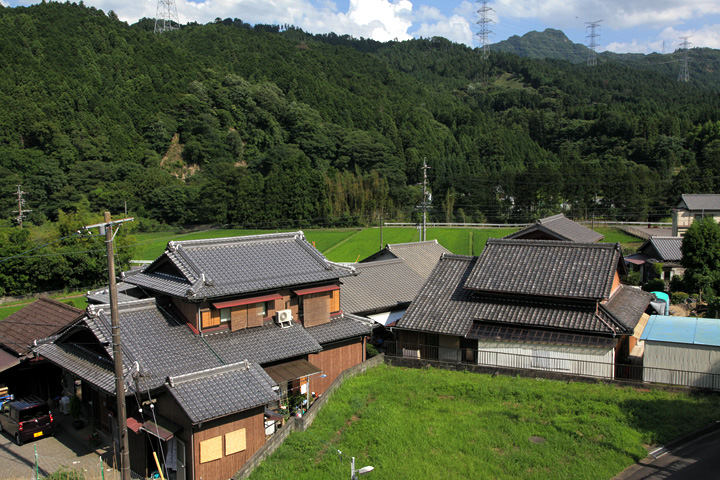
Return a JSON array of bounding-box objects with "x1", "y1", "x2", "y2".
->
[{"x1": 0, "y1": 413, "x2": 116, "y2": 480}]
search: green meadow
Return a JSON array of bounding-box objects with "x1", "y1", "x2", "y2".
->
[
  {"x1": 128, "y1": 226, "x2": 640, "y2": 263},
  {"x1": 248, "y1": 364, "x2": 720, "y2": 480}
]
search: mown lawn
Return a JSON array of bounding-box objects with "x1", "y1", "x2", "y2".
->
[{"x1": 248, "y1": 365, "x2": 720, "y2": 480}]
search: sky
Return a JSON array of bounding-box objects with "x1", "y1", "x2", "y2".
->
[{"x1": 3, "y1": 0, "x2": 720, "y2": 54}]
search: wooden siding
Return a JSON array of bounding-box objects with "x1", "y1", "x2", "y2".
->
[
  {"x1": 308, "y1": 339, "x2": 364, "y2": 395},
  {"x1": 610, "y1": 271, "x2": 621, "y2": 297},
  {"x1": 303, "y1": 292, "x2": 331, "y2": 328},
  {"x1": 476, "y1": 341, "x2": 615, "y2": 379},
  {"x1": 193, "y1": 406, "x2": 266, "y2": 480},
  {"x1": 170, "y1": 297, "x2": 200, "y2": 329},
  {"x1": 231, "y1": 305, "x2": 248, "y2": 332}
]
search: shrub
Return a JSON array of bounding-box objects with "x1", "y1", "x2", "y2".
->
[
  {"x1": 366, "y1": 343, "x2": 379, "y2": 358},
  {"x1": 642, "y1": 279, "x2": 666, "y2": 293},
  {"x1": 622, "y1": 271, "x2": 642, "y2": 286},
  {"x1": 45, "y1": 467, "x2": 85, "y2": 480},
  {"x1": 670, "y1": 292, "x2": 689, "y2": 305}
]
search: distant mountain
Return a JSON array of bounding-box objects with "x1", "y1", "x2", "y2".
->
[{"x1": 491, "y1": 28, "x2": 590, "y2": 63}]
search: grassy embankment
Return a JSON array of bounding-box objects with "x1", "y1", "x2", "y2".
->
[{"x1": 248, "y1": 364, "x2": 720, "y2": 480}]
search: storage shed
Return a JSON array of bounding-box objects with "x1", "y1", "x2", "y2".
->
[{"x1": 640, "y1": 315, "x2": 720, "y2": 390}]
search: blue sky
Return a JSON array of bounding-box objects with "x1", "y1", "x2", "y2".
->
[{"x1": 3, "y1": 0, "x2": 720, "y2": 53}]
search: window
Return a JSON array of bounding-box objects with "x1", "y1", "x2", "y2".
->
[
  {"x1": 220, "y1": 308, "x2": 231, "y2": 324},
  {"x1": 330, "y1": 290, "x2": 340, "y2": 313}
]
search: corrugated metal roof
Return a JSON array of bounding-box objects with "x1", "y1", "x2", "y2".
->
[
  {"x1": 679, "y1": 194, "x2": 720, "y2": 211},
  {"x1": 641, "y1": 315, "x2": 720, "y2": 347}
]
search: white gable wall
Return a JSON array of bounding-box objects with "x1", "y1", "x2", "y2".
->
[{"x1": 476, "y1": 341, "x2": 615, "y2": 379}]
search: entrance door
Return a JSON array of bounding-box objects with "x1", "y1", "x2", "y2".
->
[{"x1": 176, "y1": 439, "x2": 186, "y2": 480}]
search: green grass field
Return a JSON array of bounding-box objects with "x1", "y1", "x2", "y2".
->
[
  {"x1": 248, "y1": 364, "x2": 720, "y2": 480},
  {"x1": 127, "y1": 226, "x2": 644, "y2": 263},
  {"x1": 0, "y1": 295, "x2": 87, "y2": 321}
]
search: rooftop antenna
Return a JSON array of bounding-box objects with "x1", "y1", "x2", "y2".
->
[
  {"x1": 476, "y1": 0, "x2": 494, "y2": 59},
  {"x1": 154, "y1": 0, "x2": 179, "y2": 33},
  {"x1": 585, "y1": 20, "x2": 602, "y2": 67},
  {"x1": 678, "y1": 36, "x2": 691, "y2": 82}
]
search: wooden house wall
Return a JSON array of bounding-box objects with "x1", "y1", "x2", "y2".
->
[
  {"x1": 476, "y1": 341, "x2": 615, "y2": 379},
  {"x1": 302, "y1": 293, "x2": 331, "y2": 328},
  {"x1": 308, "y1": 338, "x2": 364, "y2": 395},
  {"x1": 192, "y1": 406, "x2": 266, "y2": 480},
  {"x1": 170, "y1": 297, "x2": 199, "y2": 328},
  {"x1": 643, "y1": 341, "x2": 720, "y2": 389}
]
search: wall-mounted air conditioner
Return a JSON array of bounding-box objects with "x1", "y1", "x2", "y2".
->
[{"x1": 276, "y1": 309, "x2": 293, "y2": 328}]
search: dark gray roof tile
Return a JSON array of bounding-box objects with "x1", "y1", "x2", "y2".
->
[
  {"x1": 306, "y1": 313, "x2": 373, "y2": 345},
  {"x1": 679, "y1": 194, "x2": 720, "y2": 211},
  {"x1": 340, "y1": 259, "x2": 425, "y2": 314},
  {"x1": 202, "y1": 322, "x2": 321, "y2": 365},
  {"x1": 124, "y1": 232, "x2": 355, "y2": 300},
  {"x1": 505, "y1": 214, "x2": 604, "y2": 243},
  {"x1": 465, "y1": 239, "x2": 621, "y2": 300},
  {"x1": 167, "y1": 361, "x2": 279, "y2": 424},
  {"x1": 638, "y1": 236, "x2": 683, "y2": 262},
  {"x1": 602, "y1": 285, "x2": 653, "y2": 331}
]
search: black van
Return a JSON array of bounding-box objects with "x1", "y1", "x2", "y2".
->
[{"x1": 0, "y1": 396, "x2": 54, "y2": 445}]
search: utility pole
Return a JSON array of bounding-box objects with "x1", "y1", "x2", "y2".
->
[
  {"x1": 83, "y1": 213, "x2": 134, "y2": 480},
  {"x1": 476, "y1": 0, "x2": 494, "y2": 59},
  {"x1": 585, "y1": 20, "x2": 602, "y2": 67},
  {"x1": 420, "y1": 159, "x2": 430, "y2": 242},
  {"x1": 379, "y1": 204, "x2": 384, "y2": 251},
  {"x1": 154, "y1": 0, "x2": 179, "y2": 33},
  {"x1": 678, "y1": 36, "x2": 691, "y2": 82},
  {"x1": 14, "y1": 185, "x2": 31, "y2": 228}
]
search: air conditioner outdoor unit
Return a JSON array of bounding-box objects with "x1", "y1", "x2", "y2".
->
[{"x1": 276, "y1": 309, "x2": 293, "y2": 327}]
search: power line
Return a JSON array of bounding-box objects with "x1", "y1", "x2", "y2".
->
[{"x1": 154, "y1": 0, "x2": 179, "y2": 34}]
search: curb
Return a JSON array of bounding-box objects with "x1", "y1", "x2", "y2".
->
[{"x1": 612, "y1": 420, "x2": 720, "y2": 480}]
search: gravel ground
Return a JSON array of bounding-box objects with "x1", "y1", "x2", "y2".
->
[{"x1": 0, "y1": 413, "x2": 117, "y2": 480}]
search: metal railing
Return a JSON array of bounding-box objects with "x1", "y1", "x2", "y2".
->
[{"x1": 384, "y1": 342, "x2": 720, "y2": 391}]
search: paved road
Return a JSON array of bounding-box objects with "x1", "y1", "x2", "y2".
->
[
  {"x1": 0, "y1": 413, "x2": 115, "y2": 480},
  {"x1": 615, "y1": 428, "x2": 720, "y2": 480}
]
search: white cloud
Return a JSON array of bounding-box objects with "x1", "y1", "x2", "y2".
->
[
  {"x1": 659, "y1": 24, "x2": 720, "y2": 49},
  {"x1": 414, "y1": 14, "x2": 474, "y2": 45}
]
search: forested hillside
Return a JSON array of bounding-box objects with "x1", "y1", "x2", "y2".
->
[{"x1": 1, "y1": 1, "x2": 720, "y2": 235}]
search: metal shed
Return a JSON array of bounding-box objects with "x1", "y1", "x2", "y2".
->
[{"x1": 640, "y1": 315, "x2": 720, "y2": 389}]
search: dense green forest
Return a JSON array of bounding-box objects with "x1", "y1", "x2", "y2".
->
[{"x1": 1, "y1": 2, "x2": 720, "y2": 294}]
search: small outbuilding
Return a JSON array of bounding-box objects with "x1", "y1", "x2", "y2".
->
[{"x1": 641, "y1": 315, "x2": 720, "y2": 389}]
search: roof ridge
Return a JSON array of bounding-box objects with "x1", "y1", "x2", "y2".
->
[
  {"x1": 167, "y1": 360, "x2": 251, "y2": 387},
  {"x1": 388, "y1": 240, "x2": 440, "y2": 248},
  {"x1": 167, "y1": 231, "x2": 303, "y2": 249},
  {"x1": 537, "y1": 213, "x2": 565, "y2": 223},
  {"x1": 354, "y1": 258, "x2": 406, "y2": 267},
  {"x1": 487, "y1": 238, "x2": 617, "y2": 249},
  {"x1": 35, "y1": 296, "x2": 85, "y2": 315}
]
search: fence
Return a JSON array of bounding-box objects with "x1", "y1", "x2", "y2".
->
[
  {"x1": 232, "y1": 354, "x2": 385, "y2": 480},
  {"x1": 385, "y1": 341, "x2": 720, "y2": 392}
]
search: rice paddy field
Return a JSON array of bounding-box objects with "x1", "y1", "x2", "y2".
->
[
  {"x1": 129, "y1": 226, "x2": 640, "y2": 263},
  {"x1": 247, "y1": 364, "x2": 720, "y2": 480}
]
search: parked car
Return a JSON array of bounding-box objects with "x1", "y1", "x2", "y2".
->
[{"x1": 0, "y1": 396, "x2": 54, "y2": 445}]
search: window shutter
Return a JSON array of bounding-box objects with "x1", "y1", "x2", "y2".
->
[
  {"x1": 202, "y1": 309, "x2": 220, "y2": 329},
  {"x1": 330, "y1": 290, "x2": 340, "y2": 313},
  {"x1": 230, "y1": 305, "x2": 247, "y2": 331}
]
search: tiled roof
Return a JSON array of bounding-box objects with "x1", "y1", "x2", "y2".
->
[
  {"x1": 340, "y1": 259, "x2": 426, "y2": 314},
  {"x1": 84, "y1": 299, "x2": 225, "y2": 391},
  {"x1": 86, "y1": 283, "x2": 146, "y2": 305},
  {"x1": 504, "y1": 214, "x2": 604, "y2": 243},
  {"x1": 679, "y1": 194, "x2": 720, "y2": 211},
  {"x1": 381, "y1": 241, "x2": 452, "y2": 278},
  {"x1": 638, "y1": 236, "x2": 683, "y2": 262},
  {"x1": 464, "y1": 239, "x2": 622, "y2": 300},
  {"x1": 0, "y1": 297, "x2": 84, "y2": 356},
  {"x1": 602, "y1": 285, "x2": 653, "y2": 331},
  {"x1": 305, "y1": 313, "x2": 374, "y2": 344},
  {"x1": 123, "y1": 232, "x2": 355, "y2": 300},
  {"x1": 201, "y1": 322, "x2": 321, "y2": 365},
  {"x1": 397, "y1": 255, "x2": 632, "y2": 336},
  {"x1": 166, "y1": 361, "x2": 279, "y2": 424},
  {"x1": 35, "y1": 342, "x2": 117, "y2": 394}
]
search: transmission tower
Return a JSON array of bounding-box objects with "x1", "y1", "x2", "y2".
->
[
  {"x1": 154, "y1": 0, "x2": 179, "y2": 34},
  {"x1": 476, "y1": 0, "x2": 494, "y2": 59},
  {"x1": 585, "y1": 20, "x2": 602, "y2": 67},
  {"x1": 678, "y1": 36, "x2": 691, "y2": 82},
  {"x1": 14, "y1": 185, "x2": 31, "y2": 228}
]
